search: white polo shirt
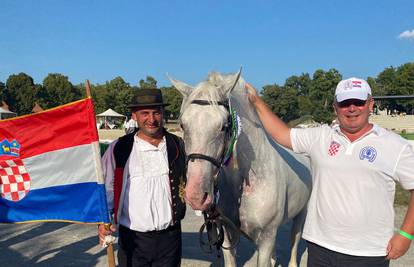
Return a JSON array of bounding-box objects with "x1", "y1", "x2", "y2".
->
[
  {"x1": 119, "y1": 136, "x2": 173, "y2": 232},
  {"x1": 291, "y1": 124, "x2": 414, "y2": 256}
]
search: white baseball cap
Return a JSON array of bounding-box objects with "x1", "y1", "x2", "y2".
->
[{"x1": 335, "y1": 77, "x2": 371, "y2": 102}]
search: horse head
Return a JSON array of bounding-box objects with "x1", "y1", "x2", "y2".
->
[{"x1": 169, "y1": 70, "x2": 241, "y2": 211}]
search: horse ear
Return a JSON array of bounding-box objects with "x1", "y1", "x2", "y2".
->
[
  {"x1": 223, "y1": 68, "x2": 242, "y2": 97},
  {"x1": 167, "y1": 74, "x2": 193, "y2": 97}
]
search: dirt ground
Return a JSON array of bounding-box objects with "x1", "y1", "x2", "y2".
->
[{"x1": 0, "y1": 205, "x2": 412, "y2": 266}]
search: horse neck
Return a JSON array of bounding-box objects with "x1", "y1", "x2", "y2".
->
[{"x1": 229, "y1": 90, "x2": 269, "y2": 144}]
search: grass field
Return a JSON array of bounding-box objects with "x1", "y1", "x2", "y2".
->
[
  {"x1": 400, "y1": 133, "x2": 414, "y2": 140},
  {"x1": 395, "y1": 184, "x2": 411, "y2": 206}
]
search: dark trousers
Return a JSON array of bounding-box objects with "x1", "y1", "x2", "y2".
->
[
  {"x1": 118, "y1": 223, "x2": 182, "y2": 267},
  {"x1": 307, "y1": 241, "x2": 389, "y2": 267}
]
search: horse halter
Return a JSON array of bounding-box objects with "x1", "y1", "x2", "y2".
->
[{"x1": 185, "y1": 99, "x2": 232, "y2": 170}]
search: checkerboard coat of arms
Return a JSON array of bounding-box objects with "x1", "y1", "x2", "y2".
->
[{"x1": 0, "y1": 139, "x2": 31, "y2": 201}]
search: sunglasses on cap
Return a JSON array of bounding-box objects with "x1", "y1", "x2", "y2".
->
[{"x1": 336, "y1": 99, "x2": 367, "y2": 108}]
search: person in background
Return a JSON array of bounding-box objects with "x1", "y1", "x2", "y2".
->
[
  {"x1": 124, "y1": 116, "x2": 138, "y2": 134},
  {"x1": 98, "y1": 88, "x2": 186, "y2": 267},
  {"x1": 246, "y1": 77, "x2": 414, "y2": 267}
]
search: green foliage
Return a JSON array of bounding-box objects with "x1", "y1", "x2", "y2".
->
[
  {"x1": 160, "y1": 86, "x2": 183, "y2": 119},
  {"x1": 374, "y1": 63, "x2": 414, "y2": 114},
  {"x1": 139, "y1": 76, "x2": 157, "y2": 89},
  {"x1": 262, "y1": 84, "x2": 296, "y2": 122},
  {"x1": 261, "y1": 68, "x2": 341, "y2": 124},
  {"x1": 0, "y1": 82, "x2": 5, "y2": 102},
  {"x1": 2, "y1": 61, "x2": 414, "y2": 120},
  {"x1": 42, "y1": 73, "x2": 81, "y2": 109},
  {"x1": 285, "y1": 73, "x2": 311, "y2": 96},
  {"x1": 93, "y1": 77, "x2": 133, "y2": 116},
  {"x1": 5, "y1": 72, "x2": 45, "y2": 115},
  {"x1": 297, "y1": 96, "x2": 313, "y2": 117},
  {"x1": 400, "y1": 133, "x2": 414, "y2": 140},
  {"x1": 395, "y1": 183, "x2": 410, "y2": 206}
]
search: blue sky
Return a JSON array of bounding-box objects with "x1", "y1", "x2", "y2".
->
[{"x1": 1, "y1": 0, "x2": 413, "y2": 88}]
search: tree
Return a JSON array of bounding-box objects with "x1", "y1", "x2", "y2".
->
[
  {"x1": 5, "y1": 73, "x2": 44, "y2": 115},
  {"x1": 308, "y1": 69, "x2": 342, "y2": 123},
  {"x1": 91, "y1": 83, "x2": 108, "y2": 114},
  {"x1": 42, "y1": 73, "x2": 81, "y2": 108},
  {"x1": 104, "y1": 77, "x2": 133, "y2": 116},
  {"x1": 375, "y1": 67, "x2": 397, "y2": 113},
  {"x1": 285, "y1": 73, "x2": 311, "y2": 96},
  {"x1": 261, "y1": 84, "x2": 300, "y2": 122},
  {"x1": 297, "y1": 95, "x2": 313, "y2": 117},
  {"x1": 139, "y1": 76, "x2": 157, "y2": 89},
  {"x1": 0, "y1": 82, "x2": 5, "y2": 103},
  {"x1": 395, "y1": 63, "x2": 414, "y2": 114},
  {"x1": 160, "y1": 86, "x2": 183, "y2": 119}
]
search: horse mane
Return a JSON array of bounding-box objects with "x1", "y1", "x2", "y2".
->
[{"x1": 179, "y1": 72, "x2": 229, "y2": 122}]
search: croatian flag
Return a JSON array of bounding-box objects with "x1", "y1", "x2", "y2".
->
[{"x1": 0, "y1": 98, "x2": 110, "y2": 224}]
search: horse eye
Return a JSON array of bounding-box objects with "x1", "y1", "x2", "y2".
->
[{"x1": 180, "y1": 123, "x2": 184, "y2": 130}]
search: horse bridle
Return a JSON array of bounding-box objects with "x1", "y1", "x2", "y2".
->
[
  {"x1": 184, "y1": 71, "x2": 242, "y2": 254},
  {"x1": 185, "y1": 99, "x2": 233, "y2": 170},
  {"x1": 185, "y1": 99, "x2": 241, "y2": 254}
]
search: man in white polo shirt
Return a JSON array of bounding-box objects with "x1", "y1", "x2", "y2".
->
[{"x1": 246, "y1": 78, "x2": 414, "y2": 267}]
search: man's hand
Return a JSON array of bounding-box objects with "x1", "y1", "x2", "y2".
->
[
  {"x1": 98, "y1": 224, "x2": 117, "y2": 247},
  {"x1": 245, "y1": 83, "x2": 259, "y2": 104},
  {"x1": 386, "y1": 233, "x2": 412, "y2": 260}
]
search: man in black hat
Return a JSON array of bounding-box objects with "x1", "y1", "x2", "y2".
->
[{"x1": 98, "y1": 88, "x2": 187, "y2": 267}]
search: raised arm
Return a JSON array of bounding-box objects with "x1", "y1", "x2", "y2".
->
[{"x1": 246, "y1": 83, "x2": 293, "y2": 150}]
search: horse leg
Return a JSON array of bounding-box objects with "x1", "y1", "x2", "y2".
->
[
  {"x1": 288, "y1": 209, "x2": 306, "y2": 267},
  {"x1": 222, "y1": 230, "x2": 237, "y2": 267},
  {"x1": 256, "y1": 232, "x2": 277, "y2": 267}
]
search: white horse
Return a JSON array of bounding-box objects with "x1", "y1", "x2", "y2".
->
[{"x1": 170, "y1": 71, "x2": 311, "y2": 267}]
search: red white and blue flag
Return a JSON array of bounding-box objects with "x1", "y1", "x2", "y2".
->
[
  {"x1": 352, "y1": 80, "x2": 362, "y2": 88},
  {"x1": 0, "y1": 98, "x2": 110, "y2": 224}
]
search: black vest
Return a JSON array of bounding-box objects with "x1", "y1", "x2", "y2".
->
[{"x1": 113, "y1": 129, "x2": 186, "y2": 224}]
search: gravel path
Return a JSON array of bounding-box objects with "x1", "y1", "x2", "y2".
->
[{"x1": 0, "y1": 205, "x2": 412, "y2": 266}]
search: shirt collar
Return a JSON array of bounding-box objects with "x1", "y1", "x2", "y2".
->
[
  {"x1": 134, "y1": 135, "x2": 166, "y2": 151},
  {"x1": 333, "y1": 123, "x2": 381, "y2": 139}
]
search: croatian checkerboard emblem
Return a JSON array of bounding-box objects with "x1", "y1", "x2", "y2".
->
[
  {"x1": 328, "y1": 141, "x2": 341, "y2": 156},
  {"x1": 359, "y1": 146, "x2": 377, "y2": 163},
  {"x1": 0, "y1": 139, "x2": 31, "y2": 201}
]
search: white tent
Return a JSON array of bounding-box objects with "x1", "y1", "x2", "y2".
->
[
  {"x1": 0, "y1": 107, "x2": 17, "y2": 120},
  {"x1": 97, "y1": 108, "x2": 125, "y2": 118},
  {"x1": 96, "y1": 109, "x2": 126, "y2": 129}
]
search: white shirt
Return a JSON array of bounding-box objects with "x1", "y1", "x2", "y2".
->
[
  {"x1": 291, "y1": 124, "x2": 414, "y2": 256},
  {"x1": 119, "y1": 136, "x2": 173, "y2": 232}
]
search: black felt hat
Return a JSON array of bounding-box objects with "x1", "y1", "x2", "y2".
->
[{"x1": 128, "y1": 88, "x2": 169, "y2": 108}]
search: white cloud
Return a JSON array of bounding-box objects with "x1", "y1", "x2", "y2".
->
[{"x1": 398, "y1": 29, "x2": 414, "y2": 40}]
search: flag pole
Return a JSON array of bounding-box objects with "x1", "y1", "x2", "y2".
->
[
  {"x1": 85, "y1": 80, "x2": 92, "y2": 98},
  {"x1": 85, "y1": 80, "x2": 116, "y2": 267},
  {"x1": 105, "y1": 224, "x2": 116, "y2": 267}
]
